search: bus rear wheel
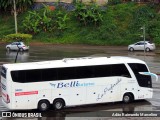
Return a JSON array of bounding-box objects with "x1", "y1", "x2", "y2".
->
[
  {"x1": 38, "y1": 100, "x2": 50, "y2": 112},
  {"x1": 53, "y1": 99, "x2": 65, "y2": 110},
  {"x1": 123, "y1": 93, "x2": 133, "y2": 103}
]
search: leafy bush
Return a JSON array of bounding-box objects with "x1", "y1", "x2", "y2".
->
[
  {"x1": 1, "y1": 2, "x2": 160, "y2": 45},
  {"x1": 22, "y1": 11, "x2": 41, "y2": 34},
  {"x1": 5, "y1": 33, "x2": 32, "y2": 45},
  {"x1": 128, "y1": 5, "x2": 158, "y2": 43},
  {"x1": 133, "y1": 6, "x2": 155, "y2": 25},
  {"x1": 56, "y1": 11, "x2": 69, "y2": 31},
  {"x1": 23, "y1": 4, "x2": 69, "y2": 34},
  {"x1": 148, "y1": 18, "x2": 160, "y2": 44},
  {"x1": 74, "y1": 2, "x2": 103, "y2": 26}
]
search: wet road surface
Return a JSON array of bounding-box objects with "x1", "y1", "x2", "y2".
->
[{"x1": 0, "y1": 43, "x2": 160, "y2": 119}]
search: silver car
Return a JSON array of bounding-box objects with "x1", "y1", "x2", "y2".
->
[
  {"x1": 6, "y1": 42, "x2": 29, "y2": 51},
  {"x1": 128, "y1": 41, "x2": 156, "y2": 52}
]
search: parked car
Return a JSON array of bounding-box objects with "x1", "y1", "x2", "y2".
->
[
  {"x1": 6, "y1": 42, "x2": 29, "y2": 51},
  {"x1": 128, "y1": 41, "x2": 156, "y2": 52}
]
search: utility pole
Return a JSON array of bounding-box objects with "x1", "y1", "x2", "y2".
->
[
  {"x1": 143, "y1": 25, "x2": 146, "y2": 58},
  {"x1": 13, "y1": 0, "x2": 19, "y2": 63},
  {"x1": 141, "y1": 25, "x2": 146, "y2": 61},
  {"x1": 13, "y1": 0, "x2": 18, "y2": 33}
]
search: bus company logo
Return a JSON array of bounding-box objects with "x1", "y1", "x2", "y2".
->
[
  {"x1": 96, "y1": 78, "x2": 122, "y2": 101},
  {"x1": 15, "y1": 89, "x2": 23, "y2": 92},
  {"x1": 50, "y1": 81, "x2": 95, "y2": 88},
  {"x1": 49, "y1": 83, "x2": 56, "y2": 87}
]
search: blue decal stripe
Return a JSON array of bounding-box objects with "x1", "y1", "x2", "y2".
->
[{"x1": 139, "y1": 72, "x2": 158, "y2": 81}]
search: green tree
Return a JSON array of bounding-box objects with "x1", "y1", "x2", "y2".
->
[
  {"x1": 23, "y1": 4, "x2": 69, "y2": 34},
  {"x1": 23, "y1": 11, "x2": 41, "y2": 34},
  {"x1": 74, "y1": 2, "x2": 103, "y2": 27}
]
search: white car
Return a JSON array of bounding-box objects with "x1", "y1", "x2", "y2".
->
[
  {"x1": 128, "y1": 41, "x2": 156, "y2": 52},
  {"x1": 6, "y1": 42, "x2": 29, "y2": 51}
]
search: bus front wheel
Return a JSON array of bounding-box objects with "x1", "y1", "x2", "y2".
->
[
  {"x1": 123, "y1": 93, "x2": 133, "y2": 103},
  {"x1": 53, "y1": 99, "x2": 65, "y2": 110},
  {"x1": 38, "y1": 100, "x2": 50, "y2": 112}
]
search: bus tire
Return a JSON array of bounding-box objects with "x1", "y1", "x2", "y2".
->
[
  {"x1": 38, "y1": 100, "x2": 50, "y2": 112},
  {"x1": 53, "y1": 99, "x2": 65, "y2": 110},
  {"x1": 123, "y1": 93, "x2": 133, "y2": 103}
]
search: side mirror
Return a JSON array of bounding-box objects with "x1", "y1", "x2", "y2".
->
[{"x1": 139, "y1": 72, "x2": 158, "y2": 81}]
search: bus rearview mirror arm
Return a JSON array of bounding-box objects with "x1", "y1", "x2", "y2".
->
[{"x1": 139, "y1": 72, "x2": 158, "y2": 81}]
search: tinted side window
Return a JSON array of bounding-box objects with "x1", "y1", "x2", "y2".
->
[
  {"x1": 11, "y1": 71, "x2": 25, "y2": 83},
  {"x1": 11, "y1": 64, "x2": 131, "y2": 83},
  {"x1": 128, "y1": 63, "x2": 148, "y2": 74},
  {"x1": 58, "y1": 67, "x2": 76, "y2": 80},
  {"x1": 111, "y1": 64, "x2": 131, "y2": 78},
  {"x1": 94, "y1": 65, "x2": 111, "y2": 77},
  {"x1": 26, "y1": 69, "x2": 41, "y2": 82},
  {"x1": 76, "y1": 66, "x2": 94, "y2": 79},
  {"x1": 42, "y1": 68, "x2": 57, "y2": 81}
]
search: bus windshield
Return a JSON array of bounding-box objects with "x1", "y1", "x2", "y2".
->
[
  {"x1": 128, "y1": 63, "x2": 152, "y2": 88},
  {"x1": 1, "y1": 66, "x2": 7, "y2": 79}
]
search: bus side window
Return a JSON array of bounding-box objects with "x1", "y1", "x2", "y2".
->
[
  {"x1": 76, "y1": 66, "x2": 94, "y2": 79},
  {"x1": 42, "y1": 68, "x2": 57, "y2": 81},
  {"x1": 94, "y1": 65, "x2": 111, "y2": 77},
  {"x1": 11, "y1": 71, "x2": 26, "y2": 83},
  {"x1": 26, "y1": 69, "x2": 41, "y2": 82},
  {"x1": 111, "y1": 64, "x2": 131, "y2": 78},
  {"x1": 57, "y1": 67, "x2": 76, "y2": 80}
]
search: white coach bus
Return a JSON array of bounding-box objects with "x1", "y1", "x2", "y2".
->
[{"x1": 1, "y1": 56, "x2": 156, "y2": 111}]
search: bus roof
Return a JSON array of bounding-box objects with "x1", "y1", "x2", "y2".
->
[{"x1": 3, "y1": 56, "x2": 146, "y2": 71}]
